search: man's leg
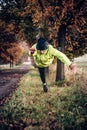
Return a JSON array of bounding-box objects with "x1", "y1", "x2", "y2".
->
[{"x1": 38, "y1": 67, "x2": 48, "y2": 92}]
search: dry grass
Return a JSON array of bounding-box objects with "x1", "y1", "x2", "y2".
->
[{"x1": 0, "y1": 63, "x2": 87, "y2": 130}]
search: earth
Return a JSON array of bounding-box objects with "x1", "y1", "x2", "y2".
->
[{"x1": 0, "y1": 62, "x2": 31, "y2": 106}]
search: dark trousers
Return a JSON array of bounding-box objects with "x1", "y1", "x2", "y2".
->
[{"x1": 38, "y1": 67, "x2": 46, "y2": 84}]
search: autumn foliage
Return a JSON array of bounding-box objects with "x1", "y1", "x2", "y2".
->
[
  {"x1": 30, "y1": 0, "x2": 87, "y2": 56},
  {"x1": 0, "y1": 20, "x2": 24, "y2": 64},
  {"x1": 0, "y1": 0, "x2": 87, "y2": 63}
]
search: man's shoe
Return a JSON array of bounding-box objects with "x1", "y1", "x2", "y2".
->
[{"x1": 43, "y1": 84, "x2": 48, "y2": 92}]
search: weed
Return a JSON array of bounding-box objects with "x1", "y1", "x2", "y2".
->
[{"x1": 0, "y1": 66, "x2": 87, "y2": 130}]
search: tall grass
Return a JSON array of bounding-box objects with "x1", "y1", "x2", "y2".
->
[{"x1": 0, "y1": 64, "x2": 87, "y2": 130}]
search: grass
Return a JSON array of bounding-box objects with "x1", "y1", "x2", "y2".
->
[{"x1": 0, "y1": 64, "x2": 87, "y2": 130}]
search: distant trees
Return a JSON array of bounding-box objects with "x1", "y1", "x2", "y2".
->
[
  {"x1": 0, "y1": 17, "x2": 24, "y2": 65},
  {"x1": 0, "y1": 41, "x2": 24, "y2": 65},
  {"x1": 0, "y1": 0, "x2": 34, "y2": 65}
]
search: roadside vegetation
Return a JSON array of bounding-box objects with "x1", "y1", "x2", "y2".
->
[{"x1": 0, "y1": 64, "x2": 87, "y2": 130}]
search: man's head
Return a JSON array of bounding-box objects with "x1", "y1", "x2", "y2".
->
[{"x1": 36, "y1": 38, "x2": 48, "y2": 54}]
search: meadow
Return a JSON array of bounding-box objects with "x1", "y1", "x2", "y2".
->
[{"x1": 0, "y1": 62, "x2": 87, "y2": 130}]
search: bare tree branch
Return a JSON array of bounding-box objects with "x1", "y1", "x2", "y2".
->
[
  {"x1": 46, "y1": 0, "x2": 62, "y2": 6},
  {"x1": 74, "y1": 0, "x2": 86, "y2": 10},
  {"x1": 37, "y1": 0, "x2": 44, "y2": 12}
]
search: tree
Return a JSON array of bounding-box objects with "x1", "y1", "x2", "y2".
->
[
  {"x1": 0, "y1": 41, "x2": 24, "y2": 65},
  {"x1": 0, "y1": 0, "x2": 86, "y2": 80},
  {"x1": 0, "y1": 0, "x2": 35, "y2": 64},
  {"x1": 25, "y1": 0, "x2": 87, "y2": 81}
]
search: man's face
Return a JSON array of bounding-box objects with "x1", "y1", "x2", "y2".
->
[{"x1": 37, "y1": 50, "x2": 47, "y2": 54}]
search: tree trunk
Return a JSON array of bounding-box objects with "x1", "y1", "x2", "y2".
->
[
  {"x1": 55, "y1": 24, "x2": 66, "y2": 81},
  {"x1": 10, "y1": 55, "x2": 14, "y2": 68}
]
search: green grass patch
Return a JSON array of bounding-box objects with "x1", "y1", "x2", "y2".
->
[{"x1": 0, "y1": 68, "x2": 87, "y2": 130}]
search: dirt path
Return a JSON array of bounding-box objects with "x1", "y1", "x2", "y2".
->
[
  {"x1": 0, "y1": 63, "x2": 31, "y2": 106},
  {"x1": 74, "y1": 54, "x2": 87, "y2": 67}
]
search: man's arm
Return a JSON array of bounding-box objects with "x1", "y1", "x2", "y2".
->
[
  {"x1": 29, "y1": 44, "x2": 36, "y2": 54},
  {"x1": 50, "y1": 45, "x2": 75, "y2": 70}
]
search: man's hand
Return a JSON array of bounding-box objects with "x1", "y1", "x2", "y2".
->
[
  {"x1": 29, "y1": 48, "x2": 35, "y2": 54},
  {"x1": 69, "y1": 63, "x2": 75, "y2": 70}
]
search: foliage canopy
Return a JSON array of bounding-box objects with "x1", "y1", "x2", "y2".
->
[{"x1": 0, "y1": 0, "x2": 87, "y2": 63}]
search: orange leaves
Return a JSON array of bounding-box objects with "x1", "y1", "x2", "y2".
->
[
  {"x1": 32, "y1": 11, "x2": 43, "y2": 26},
  {"x1": 5, "y1": 24, "x2": 15, "y2": 32},
  {"x1": 26, "y1": 0, "x2": 37, "y2": 3},
  {"x1": 17, "y1": 11, "x2": 29, "y2": 17},
  {"x1": 44, "y1": 6, "x2": 53, "y2": 17},
  {"x1": 0, "y1": 20, "x2": 5, "y2": 27},
  {"x1": 1, "y1": 52, "x2": 6, "y2": 59},
  {"x1": 0, "y1": 43, "x2": 24, "y2": 64},
  {"x1": 8, "y1": 43, "x2": 24, "y2": 62},
  {"x1": 0, "y1": 0, "x2": 86, "y2": 59}
]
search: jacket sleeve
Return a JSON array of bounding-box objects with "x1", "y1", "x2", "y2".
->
[
  {"x1": 31, "y1": 44, "x2": 37, "y2": 49},
  {"x1": 50, "y1": 46, "x2": 71, "y2": 66}
]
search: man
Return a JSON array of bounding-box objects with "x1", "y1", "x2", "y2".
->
[{"x1": 30, "y1": 37, "x2": 74, "y2": 92}]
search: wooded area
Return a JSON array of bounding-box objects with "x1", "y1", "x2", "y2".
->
[{"x1": 0, "y1": 0, "x2": 87, "y2": 80}]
